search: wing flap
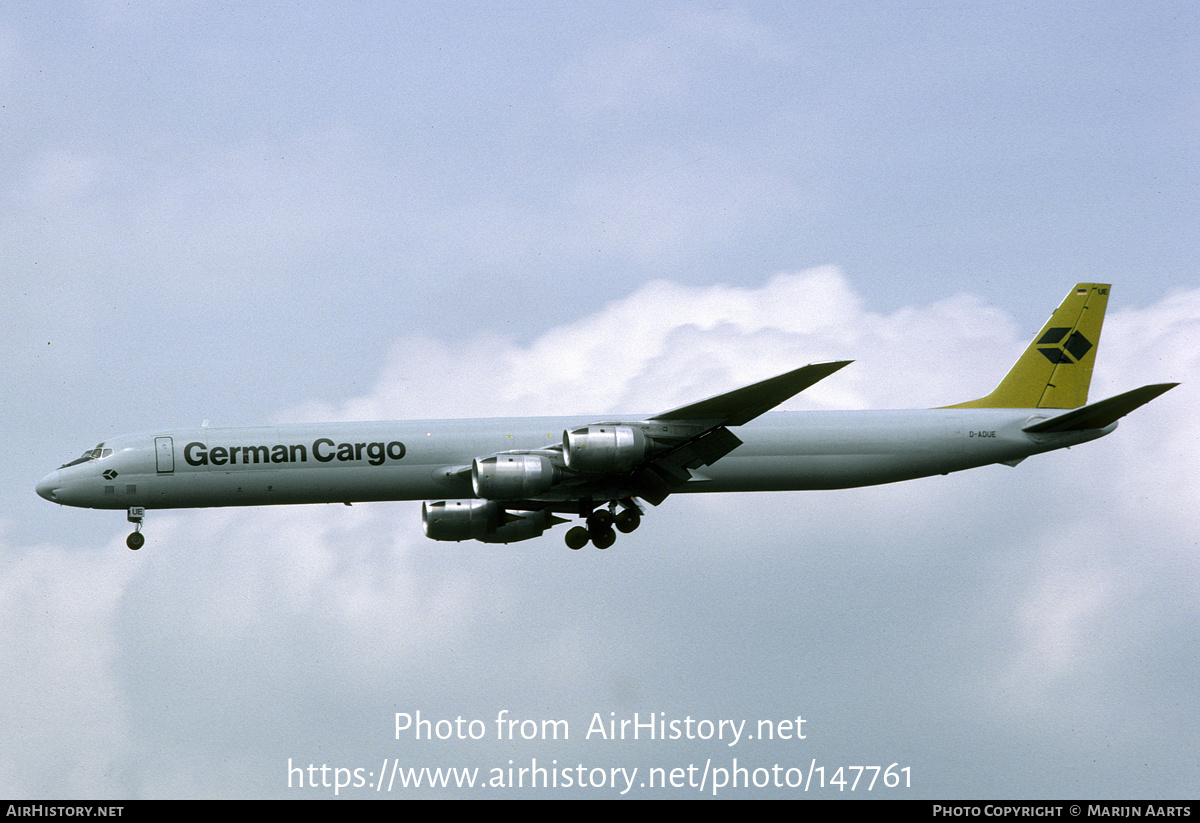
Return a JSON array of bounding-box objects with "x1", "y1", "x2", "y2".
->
[
  {"x1": 628, "y1": 426, "x2": 744, "y2": 505},
  {"x1": 668, "y1": 425, "x2": 744, "y2": 466}
]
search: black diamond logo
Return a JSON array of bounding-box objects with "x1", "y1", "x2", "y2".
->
[
  {"x1": 1063, "y1": 330, "x2": 1093, "y2": 361},
  {"x1": 1037, "y1": 329, "x2": 1093, "y2": 365},
  {"x1": 103, "y1": 469, "x2": 118, "y2": 480},
  {"x1": 1037, "y1": 328, "x2": 1071, "y2": 346}
]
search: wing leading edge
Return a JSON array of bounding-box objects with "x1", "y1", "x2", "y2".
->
[{"x1": 654, "y1": 360, "x2": 854, "y2": 426}]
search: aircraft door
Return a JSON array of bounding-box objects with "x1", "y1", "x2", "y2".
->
[{"x1": 155, "y1": 437, "x2": 175, "y2": 473}]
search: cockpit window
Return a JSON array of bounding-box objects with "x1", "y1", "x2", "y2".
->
[{"x1": 59, "y1": 443, "x2": 111, "y2": 468}]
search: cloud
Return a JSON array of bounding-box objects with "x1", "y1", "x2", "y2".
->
[
  {"x1": 279, "y1": 266, "x2": 1017, "y2": 423},
  {"x1": 7, "y1": 272, "x2": 1199, "y2": 797}
]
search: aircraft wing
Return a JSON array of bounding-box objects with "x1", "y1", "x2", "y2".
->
[
  {"x1": 627, "y1": 360, "x2": 853, "y2": 504},
  {"x1": 654, "y1": 360, "x2": 853, "y2": 426}
]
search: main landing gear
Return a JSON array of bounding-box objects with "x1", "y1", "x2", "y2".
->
[
  {"x1": 565, "y1": 500, "x2": 642, "y2": 550},
  {"x1": 126, "y1": 507, "x2": 145, "y2": 550}
]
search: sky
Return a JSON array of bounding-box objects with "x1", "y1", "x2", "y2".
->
[{"x1": 3, "y1": 2, "x2": 1198, "y2": 799}]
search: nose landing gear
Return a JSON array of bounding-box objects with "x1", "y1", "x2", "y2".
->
[{"x1": 126, "y1": 507, "x2": 145, "y2": 550}]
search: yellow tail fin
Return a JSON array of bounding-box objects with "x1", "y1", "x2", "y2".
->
[{"x1": 948, "y1": 284, "x2": 1109, "y2": 409}]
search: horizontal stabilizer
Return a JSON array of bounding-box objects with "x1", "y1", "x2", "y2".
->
[
  {"x1": 655, "y1": 361, "x2": 852, "y2": 426},
  {"x1": 1023, "y1": 383, "x2": 1178, "y2": 433}
]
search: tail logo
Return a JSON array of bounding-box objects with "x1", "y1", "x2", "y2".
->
[{"x1": 1037, "y1": 328, "x2": 1093, "y2": 364}]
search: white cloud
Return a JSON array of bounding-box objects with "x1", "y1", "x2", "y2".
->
[{"x1": 279, "y1": 266, "x2": 1029, "y2": 423}]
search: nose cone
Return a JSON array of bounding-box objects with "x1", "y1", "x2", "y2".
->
[{"x1": 36, "y1": 471, "x2": 61, "y2": 503}]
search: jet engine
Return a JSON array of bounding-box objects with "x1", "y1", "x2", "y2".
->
[
  {"x1": 562, "y1": 425, "x2": 648, "y2": 473},
  {"x1": 422, "y1": 499, "x2": 560, "y2": 543},
  {"x1": 471, "y1": 454, "x2": 557, "y2": 499}
]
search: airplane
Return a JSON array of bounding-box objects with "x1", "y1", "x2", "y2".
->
[{"x1": 36, "y1": 283, "x2": 1176, "y2": 551}]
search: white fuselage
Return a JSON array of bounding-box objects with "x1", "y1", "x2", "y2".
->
[{"x1": 36, "y1": 408, "x2": 1112, "y2": 512}]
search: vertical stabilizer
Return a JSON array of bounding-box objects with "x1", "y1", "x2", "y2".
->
[{"x1": 948, "y1": 284, "x2": 1109, "y2": 409}]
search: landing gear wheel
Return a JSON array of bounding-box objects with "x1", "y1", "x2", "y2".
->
[
  {"x1": 614, "y1": 508, "x2": 641, "y2": 533},
  {"x1": 591, "y1": 528, "x2": 616, "y2": 550},
  {"x1": 126, "y1": 532, "x2": 145, "y2": 551},
  {"x1": 586, "y1": 509, "x2": 614, "y2": 532},
  {"x1": 565, "y1": 526, "x2": 590, "y2": 550}
]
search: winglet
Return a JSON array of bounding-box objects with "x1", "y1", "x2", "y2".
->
[
  {"x1": 947, "y1": 283, "x2": 1109, "y2": 410},
  {"x1": 654, "y1": 360, "x2": 852, "y2": 426},
  {"x1": 1023, "y1": 383, "x2": 1178, "y2": 433}
]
